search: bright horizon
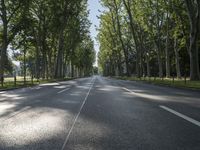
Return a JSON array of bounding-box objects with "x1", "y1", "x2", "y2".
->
[{"x1": 88, "y1": 0, "x2": 103, "y2": 67}]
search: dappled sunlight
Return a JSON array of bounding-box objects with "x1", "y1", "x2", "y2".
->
[
  {"x1": 60, "y1": 100, "x2": 80, "y2": 105},
  {"x1": 84, "y1": 82, "x2": 93, "y2": 85},
  {"x1": 0, "y1": 78, "x2": 96, "y2": 149},
  {"x1": 123, "y1": 89, "x2": 168, "y2": 101},
  {"x1": 98, "y1": 85, "x2": 121, "y2": 92},
  {"x1": 122, "y1": 88, "x2": 200, "y2": 107},
  {"x1": 77, "y1": 116, "x2": 111, "y2": 137},
  {"x1": 0, "y1": 78, "x2": 93, "y2": 122},
  {"x1": 0, "y1": 93, "x2": 26, "y2": 119},
  {"x1": 130, "y1": 89, "x2": 146, "y2": 93},
  {"x1": 39, "y1": 82, "x2": 60, "y2": 86},
  {"x1": 59, "y1": 81, "x2": 77, "y2": 85},
  {"x1": 70, "y1": 92, "x2": 83, "y2": 96},
  {"x1": 53, "y1": 85, "x2": 71, "y2": 89},
  {"x1": 32, "y1": 86, "x2": 42, "y2": 90},
  {"x1": 76, "y1": 85, "x2": 90, "y2": 89},
  {"x1": 97, "y1": 78, "x2": 200, "y2": 108},
  {"x1": 0, "y1": 97, "x2": 6, "y2": 101},
  {"x1": 1, "y1": 93, "x2": 24, "y2": 100},
  {"x1": 0, "y1": 103, "x2": 18, "y2": 116},
  {"x1": 66, "y1": 115, "x2": 111, "y2": 150},
  {"x1": 0, "y1": 91, "x2": 5, "y2": 94},
  {"x1": 0, "y1": 108, "x2": 71, "y2": 148},
  {"x1": 94, "y1": 85, "x2": 102, "y2": 88}
]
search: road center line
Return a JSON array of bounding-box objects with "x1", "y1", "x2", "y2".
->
[
  {"x1": 61, "y1": 78, "x2": 95, "y2": 150},
  {"x1": 57, "y1": 88, "x2": 70, "y2": 94},
  {"x1": 160, "y1": 105, "x2": 200, "y2": 127}
]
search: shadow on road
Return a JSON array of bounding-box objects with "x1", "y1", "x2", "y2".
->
[{"x1": 0, "y1": 77, "x2": 200, "y2": 150}]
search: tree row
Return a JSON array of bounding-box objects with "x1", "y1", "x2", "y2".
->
[
  {"x1": 98, "y1": 0, "x2": 200, "y2": 80},
  {"x1": 0, "y1": 0, "x2": 95, "y2": 85}
]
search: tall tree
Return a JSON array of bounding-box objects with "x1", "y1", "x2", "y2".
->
[
  {"x1": 184, "y1": 0, "x2": 200, "y2": 80},
  {"x1": 0, "y1": 0, "x2": 24, "y2": 85}
]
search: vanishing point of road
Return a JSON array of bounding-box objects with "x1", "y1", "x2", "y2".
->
[{"x1": 0, "y1": 76, "x2": 200, "y2": 150}]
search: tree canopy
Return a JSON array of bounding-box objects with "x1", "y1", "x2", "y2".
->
[
  {"x1": 0, "y1": 0, "x2": 95, "y2": 85},
  {"x1": 98, "y1": 0, "x2": 200, "y2": 80}
]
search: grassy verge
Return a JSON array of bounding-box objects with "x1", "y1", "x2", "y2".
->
[
  {"x1": 114, "y1": 76, "x2": 200, "y2": 90},
  {"x1": 0, "y1": 77, "x2": 75, "y2": 91}
]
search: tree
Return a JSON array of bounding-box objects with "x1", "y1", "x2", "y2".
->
[
  {"x1": 0, "y1": 0, "x2": 25, "y2": 86},
  {"x1": 184, "y1": 0, "x2": 200, "y2": 80},
  {"x1": 98, "y1": 0, "x2": 200, "y2": 81},
  {"x1": 1, "y1": 0, "x2": 95, "y2": 84}
]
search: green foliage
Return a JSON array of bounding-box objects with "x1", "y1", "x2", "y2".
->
[
  {"x1": 0, "y1": 0, "x2": 95, "y2": 81},
  {"x1": 98, "y1": 0, "x2": 200, "y2": 80}
]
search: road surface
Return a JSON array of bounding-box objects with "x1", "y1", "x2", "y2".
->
[{"x1": 0, "y1": 76, "x2": 200, "y2": 150}]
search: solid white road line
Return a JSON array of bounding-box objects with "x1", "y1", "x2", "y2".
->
[
  {"x1": 61, "y1": 78, "x2": 95, "y2": 150},
  {"x1": 122, "y1": 87, "x2": 136, "y2": 94},
  {"x1": 122, "y1": 87, "x2": 166, "y2": 101},
  {"x1": 123, "y1": 86, "x2": 200, "y2": 128},
  {"x1": 160, "y1": 105, "x2": 200, "y2": 127},
  {"x1": 57, "y1": 88, "x2": 70, "y2": 94}
]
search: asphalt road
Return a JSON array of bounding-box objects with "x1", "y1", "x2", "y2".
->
[{"x1": 0, "y1": 76, "x2": 200, "y2": 150}]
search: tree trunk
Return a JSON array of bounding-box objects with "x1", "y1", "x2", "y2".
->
[
  {"x1": 155, "y1": 0, "x2": 163, "y2": 78},
  {"x1": 146, "y1": 53, "x2": 150, "y2": 77},
  {"x1": 165, "y1": 37, "x2": 170, "y2": 78},
  {"x1": 155, "y1": 42, "x2": 163, "y2": 78},
  {"x1": 23, "y1": 46, "x2": 26, "y2": 85},
  {"x1": 122, "y1": 0, "x2": 141, "y2": 77},
  {"x1": 0, "y1": 30, "x2": 7, "y2": 87},
  {"x1": 71, "y1": 64, "x2": 74, "y2": 78},
  {"x1": 174, "y1": 38, "x2": 181, "y2": 78},
  {"x1": 0, "y1": 0, "x2": 8, "y2": 86},
  {"x1": 158, "y1": 52, "x2": 163, "y2": 78},
  {"x1": 165, "y1": 11, "x2": 171, "y2": 78},
  {"x1": 189, "y1": 33, "x2": 200, "y2": 80},
  {"x1": 112, "y1": 0, "x2": 130, "y2": 76},
  {"x1": 184, "y1": 0, "x2": 200, "y2": 80},
  {"x1": 35, "y1": 45, "x2": 40, "y2": 80},
  {"x1": 55, "y1": 29, "x2": 64, "y2": 78}
]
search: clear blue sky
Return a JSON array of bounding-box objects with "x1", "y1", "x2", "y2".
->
[{"x1": 88, "y1": 0, "x2": 103, "y2": 66}]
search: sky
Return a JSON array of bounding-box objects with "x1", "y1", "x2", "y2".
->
[{"x1": 88, "y1": 0, "x2": 103, "y2": 66}]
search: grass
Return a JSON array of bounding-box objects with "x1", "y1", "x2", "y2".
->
[
  {"x1": 0, "y1": 76, "x2": 75, "y2": 90},
  {"x1": 114, "y1": 76, "x2": 200, "y2": 90}
]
